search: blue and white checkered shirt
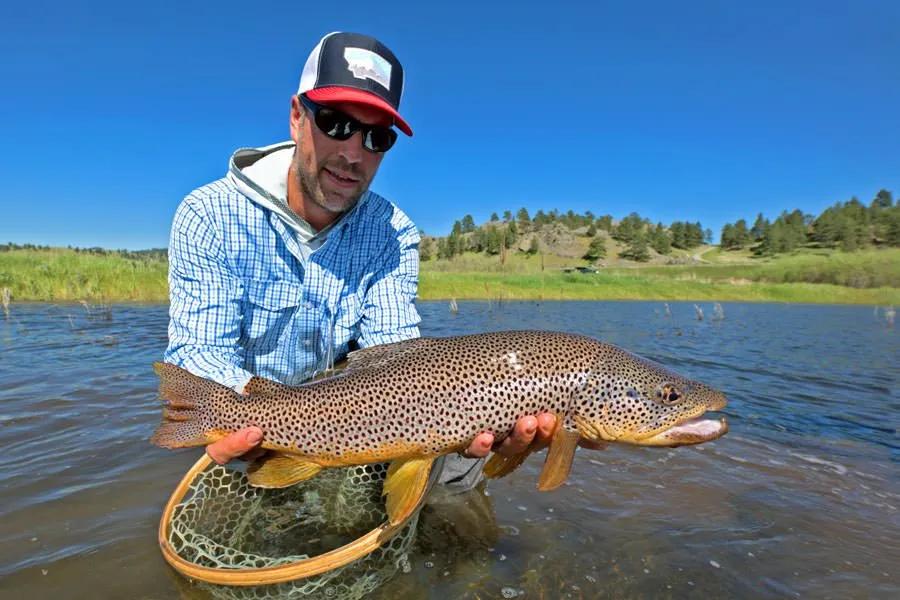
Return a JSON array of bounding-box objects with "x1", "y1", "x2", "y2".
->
[{"x1": 164, "y1": 166, "x2": 421, "y2": 391}]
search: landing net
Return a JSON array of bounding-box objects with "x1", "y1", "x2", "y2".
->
[{"x1": 163, "y1": 458, "x2": 424, "y2": 599}]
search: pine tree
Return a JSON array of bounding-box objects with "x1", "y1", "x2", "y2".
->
[
  {"x1": 688, "y1": 222, "x2": 705, "y2": 248},
  {"x1": 650, "y1": 223, "x2": 671, "y2": 254},
  {"x1": 485, "y1": 227, "x2": 502, "y2": 255},
  {"x1": 751, "y1": 213, "x2": 769, "y2": 242},
  {"x1": 436, "y1": 238, "x2": 450, "y2": 259},
  {"x1": 621, "y1": 235, "x2": 650, "y2": 262},
  {"x1": 613, "y1": 213, "x2": 644, "y2": 244},
  {"x1": 670, "y1": 222, "x2": 687, "y2": 249},
  {"x1": 469, "y1": 229, "x2": 485, "y2": 252},
  {"x1": 505, "y1": 222, "x2": 518, "y2": 248},
  {"x1": 419, "y1": 237, "x2": 434, "y2": 261},
  {"x1": 839, "y1": 218, "x2": 859, "y2": 251},
  {"x1": 583, "y1": 236, "x2": 607, "y2": 261},
  {"x1": 885, "y1": 206, "x2": 900, "y2": 245},
  {"x1": 517, "y1": 208, "x2": 531, "y2": 224},
  {"x1": 872, "y1": 189, "x2": 893, "y2": 208},
  {"x1": 733, "y1": 219, "x2": 750, "y2": 247},
  {"x1": 596, "y1": 215, "x2": 613, "y2": 231},
  {"x1": 812, "y1": 204, "x2": 841, "y2": 246},
  {"x1": 721, "y1": 223, "x2": 736, "y2": 249}
]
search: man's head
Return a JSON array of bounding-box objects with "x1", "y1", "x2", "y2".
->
[{"x1": 288, "y1": 32, "x2": 412, "y2": 230}]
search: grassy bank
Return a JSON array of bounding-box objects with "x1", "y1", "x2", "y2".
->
[
  {"x1": 1, "y1": 247, "x2": 897, "y2": 305},
  {"x1": 618, "y1": 247, "x2": 900, "y2": 288},
  {"x1": 419, "y1": 247, "x2": 900, "y2": 304},
  {"x1": 418, "y1": 271, "x2": 900, "y2": 304},
  {"x1": 0, "y1": 249, "x2": 168, "y2": 302}
]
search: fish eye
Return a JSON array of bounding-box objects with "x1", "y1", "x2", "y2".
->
[{"x1": 656, "y1": 384, "x2": 682, "y2": 405}]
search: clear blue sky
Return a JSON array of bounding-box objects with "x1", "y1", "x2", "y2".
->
[{"x1": 1, "y1": 0, "x2": 898, "y2": 249}]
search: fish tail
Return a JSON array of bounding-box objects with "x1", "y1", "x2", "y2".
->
[{"x1": 150, "y1": 362, "x2": 229, "y2": 449}]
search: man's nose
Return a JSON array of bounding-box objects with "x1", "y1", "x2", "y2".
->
[{"x1": 336, "y1": 132, "x2": 365, "y2": 164}]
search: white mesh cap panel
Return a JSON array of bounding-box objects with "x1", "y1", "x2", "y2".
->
[{"x1": 297, "y1": 32, "x2": 340, "y2": 95}]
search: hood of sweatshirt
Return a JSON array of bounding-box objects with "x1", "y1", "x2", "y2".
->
[{"x1": 227, "y1": 141, "x2": 361, "y2": 246}]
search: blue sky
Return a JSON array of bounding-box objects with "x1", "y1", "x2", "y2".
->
[{"x1": 1, "y1": 0, "x2": 898, "y2": 249}]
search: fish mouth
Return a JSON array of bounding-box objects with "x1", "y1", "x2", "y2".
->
[{"x1": 638, "y1": 415, "x2": 729, "y2": 447}]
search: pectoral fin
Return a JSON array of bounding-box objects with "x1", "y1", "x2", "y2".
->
[
  {"x1": 484, "y1": 437, "x2": 543, "y2": 479},
  {"x1": 573, "y1": 414, "x2": 613, "y2": 443},
  {"x1": 484, "y1": 449, "x2": 531, "y2": 479},
  {"x1": 383, "y1": 456, "x2": 435, "y2": 525},
  {"x1": 537, "y1": 421, "x2": 581, "y2": 492},
  {"x1": 247, "y1": 452, "x2": 323, "y2": 488}
]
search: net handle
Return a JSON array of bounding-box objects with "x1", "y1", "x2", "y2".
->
[{"x1": 158, "y1": 453, "x2": 424, "y2": 587}]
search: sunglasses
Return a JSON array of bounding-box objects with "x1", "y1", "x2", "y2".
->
[{"x1": 299, "y1": 94, "x2": 398, "y2": 153}]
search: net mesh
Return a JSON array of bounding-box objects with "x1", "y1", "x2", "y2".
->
[{"x1": 167, "y1": 461, "x2": 418, "y2": 599}]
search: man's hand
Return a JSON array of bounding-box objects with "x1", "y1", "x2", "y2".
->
[
  {"x1": 464, "y1": 414, "x2": 556, "y2": 458},
  {"x1": 206, "y1": 427, "x2": 265, "y2": 465},
  {"x1": 463, "y1": 414, "x2": 607, "y2": 458}
]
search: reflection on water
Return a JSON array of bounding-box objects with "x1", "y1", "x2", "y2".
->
[{"x1": 0, "y1": 301, "x2": 897, "y2": 598}]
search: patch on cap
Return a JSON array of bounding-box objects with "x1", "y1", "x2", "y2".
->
[{"x1": 344, "y1": 47, "x2": 392, "y2": 91}]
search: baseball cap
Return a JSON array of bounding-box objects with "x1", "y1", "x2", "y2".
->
[{"x1": 298, "y1": 32, "x2": 413, "y2": 136}]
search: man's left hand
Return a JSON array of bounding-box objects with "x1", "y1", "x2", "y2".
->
[{"x1": 463, "y1": 413, "x2": 604, "y2": 459}]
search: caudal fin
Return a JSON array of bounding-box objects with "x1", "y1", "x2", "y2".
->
[{"x1": 150, "y1": 362, "x2": 229, "y2": 449}]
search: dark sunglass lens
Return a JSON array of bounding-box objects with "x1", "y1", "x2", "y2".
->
[
  {"x1": 365, "y1": 127, "x2": 397, "y2": 152},
  {"x1": 315, "y1": 108, "x2": 354, "y2": 140}
]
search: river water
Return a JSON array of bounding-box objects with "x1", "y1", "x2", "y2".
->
[{"x1": 0, "y1": 301, "x2": 897, "y2": 599}]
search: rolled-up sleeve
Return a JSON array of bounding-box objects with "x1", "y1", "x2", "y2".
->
[
  {"x1": 163, "y1": 197, "x2": 253, "y2": 390},
  {"x1": 358, "y1": 218, "x2": 421, "y2": 347}
]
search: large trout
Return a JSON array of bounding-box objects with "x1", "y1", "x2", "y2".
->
[{"x1": 152, "y1": 331, "x2": 728, "y2": 524}]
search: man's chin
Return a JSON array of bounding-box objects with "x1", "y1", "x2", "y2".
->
[{"x1": 319, "y1": 188, "x2": 366, "y2": 214}]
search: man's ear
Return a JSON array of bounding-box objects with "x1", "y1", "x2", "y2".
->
[{"x1": 290, "y1": 96, "x2": 304, "y2": 140}]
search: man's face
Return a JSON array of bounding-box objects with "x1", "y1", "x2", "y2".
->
[{"x1": 289, "y1": 96, "x2": 389, "y2": 221}]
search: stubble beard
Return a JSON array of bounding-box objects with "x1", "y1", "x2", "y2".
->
[{"x1": 296, "y1": 156, "x2": 368, "y2": 216}]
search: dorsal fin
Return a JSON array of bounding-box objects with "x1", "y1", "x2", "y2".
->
[
  {"x1": 343, "y1": 337, "x2": 433, "y2": 373},
  {"x1": 243, "y1": 376, "x2": 294, "y2": 397}
]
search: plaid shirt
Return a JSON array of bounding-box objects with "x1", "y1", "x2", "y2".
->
[{"x1": 164, "y1": 176, "x2": 421, "y2": 390}]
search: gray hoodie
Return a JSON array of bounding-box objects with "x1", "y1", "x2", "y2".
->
[{"x1": 227, "y1": 141, "x2": 355, "y2": 261}]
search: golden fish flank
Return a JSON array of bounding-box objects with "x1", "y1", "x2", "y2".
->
[{"x1": 152, "y1": 331, "x2": 729, "y2": 525}]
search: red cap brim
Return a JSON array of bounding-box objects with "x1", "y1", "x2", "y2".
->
[{"x1": 306, "y1": 87, "x2": 413, "y2": 136}]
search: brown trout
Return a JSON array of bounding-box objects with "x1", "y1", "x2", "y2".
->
[{"x1": 152, "y1": 331, "x2": 728, "y2": 524}]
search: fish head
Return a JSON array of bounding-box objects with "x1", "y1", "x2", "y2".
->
[{"x1": 582, "y1": 348, "x2": 728, "y2": 447}]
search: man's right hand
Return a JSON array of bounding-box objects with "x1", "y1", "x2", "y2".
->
[{"x1": 206, "y1": 427, "x2": 265, "y2": 464}]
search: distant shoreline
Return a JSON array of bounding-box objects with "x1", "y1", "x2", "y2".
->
[
  {"x1": 418, "y1": 274, "x2": 899, "y2": 305},
  {"x1": 3, "y1": 282, "x2": 898, "y2": 306},
  {"x1": 1, "y1": 248, "x2": 897, "y2": 306}
]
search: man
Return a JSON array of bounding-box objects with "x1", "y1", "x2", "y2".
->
[{"x1": 165, "y1": 32, "x2": 559, "y2": 489}]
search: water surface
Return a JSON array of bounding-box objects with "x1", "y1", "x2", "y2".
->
[{"x1": 0, "y1": 301, "x2": 897, "y2": 598}]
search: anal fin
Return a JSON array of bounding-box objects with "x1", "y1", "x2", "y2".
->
[
  {"x1": 383, "y1": 456, "x2": 435, "y2": 525},
  {"x1": 537, "y1": 415, "x2": 581, "y2": 491},
  {"x1": 247, "y1": 452, "x2": 323, "y2": 488}
]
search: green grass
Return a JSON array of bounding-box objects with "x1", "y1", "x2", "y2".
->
[
  {"x1": 419, "y1": 247, "x2": 900, "y2": 304},
  {"x1": 603, "y1": 248, "x2": 900, "y2": 288},
  {"x1": 418, "y1": 270, "x2": 900, "y2": 304},
  {"x1": 2, "y1": 246, "x2": 898, "y2": 305},
  {"x1": 0, "y1": 249, "x2": 168, "y2": 302}
]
